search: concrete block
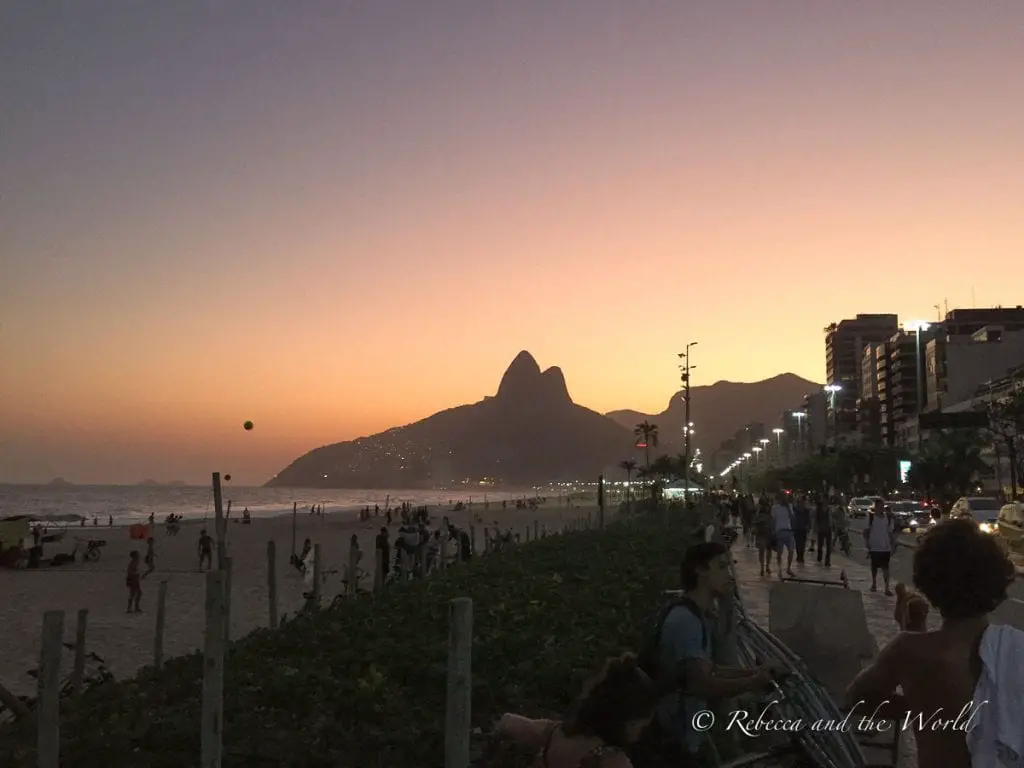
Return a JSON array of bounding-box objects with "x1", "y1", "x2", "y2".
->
[{"x1": 768, "y1": 581, "x2": 877, "y2": 701}]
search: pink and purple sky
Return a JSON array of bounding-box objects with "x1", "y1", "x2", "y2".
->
[{"x1": 2, "y1": 3, "x2": 1023, "y2": 485}]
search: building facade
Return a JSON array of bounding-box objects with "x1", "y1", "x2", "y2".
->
[{"x1": 824, "y1": 314, "x2": 900, "y2": 443}]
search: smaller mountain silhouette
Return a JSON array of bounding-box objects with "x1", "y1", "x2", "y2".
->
[
  {"x1": 268, "y1": 351, "x2": 634, "y2": 489},
  {"x1": 606, "y1": 373, "x2": 821, "y2": 457}
]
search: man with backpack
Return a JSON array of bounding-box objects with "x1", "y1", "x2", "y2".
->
[{"x1": 634, "y1": 541, "x2": 781, "y2": 765}]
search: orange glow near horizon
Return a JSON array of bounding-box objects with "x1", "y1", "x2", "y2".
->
[{"x1": 3, "y1": 3, "x2": 1024, "y2": 484}]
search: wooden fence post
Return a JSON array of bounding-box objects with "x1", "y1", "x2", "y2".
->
[
  {"x1": 444, "y1": 598, "x2": 473, "y2": 768},
  {"x1": 71, "y1": 608, "x2": 88, "y2": 692},
  {"x1": 212, "y1": 472, "x2": 226, "y2": 569},
  {"x1": 38, "y1": 610, "x2": 64, "y2": 768},
  {"x1": 223, "y1": 557, "x2": 233, "y2": 643},
  {"x1": 154, "y1": 581, "x2": 168, "y2": 669},
  {"x1": 266, "y1": 541, "x2": 278, "y2": 629},
  {"x1": 201, "y1": 570, "x2": 226, "y2": 768},
  {"x1": 312, "y1": 544, "x2": 322, "y2": 605},
  {"x1": 348, "y1": 539, "x2": 359, "y2": 597}
]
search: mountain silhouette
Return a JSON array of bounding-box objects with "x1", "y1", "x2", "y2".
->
[
  {"x1": 606, "y1": 373, "x2": 821, "y2": 458},
  {"x1": 267, "y1": 351, "x2": 633, "y2": 489}
]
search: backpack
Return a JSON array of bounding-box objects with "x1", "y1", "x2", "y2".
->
[{"x1": 637, "y1": 596, "x2": 709, "y2": 693}]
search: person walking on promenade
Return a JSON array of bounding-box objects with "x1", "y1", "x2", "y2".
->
[
  {"x1": 770, "y1": 493, "x2": 796, "y2": 578},
  {"x1": 847, "y1": 518, "x2": 1023, "y2": 768},
  {"x1": 791, "y1": 496, "x2": 810, "y2": 565},
  {"x1": 753, "y1": 499, "x2": 774, "y2": 576},
  {"x1": 863, "y1": 499, "x2": 895, "y2": 594},
  {"x1": 814, "y1": 498, "x2": 833, "y2": 567}
]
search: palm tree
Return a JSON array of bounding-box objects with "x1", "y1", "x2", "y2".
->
[
  {"x1": 634, "y1": 421, "x2": 659, "y2": 470},
  {"x1": 618, "y1": 459, "x2": 637, "y2": 509}
]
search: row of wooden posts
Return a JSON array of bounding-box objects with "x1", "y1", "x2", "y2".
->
[{"x1": 23, "y1": 472, "x2": 606, "y2": 767}]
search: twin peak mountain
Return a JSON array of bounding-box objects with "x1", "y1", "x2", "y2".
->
[{"x1": 268, "y1": 351, "x2": 818, "y2": 488}]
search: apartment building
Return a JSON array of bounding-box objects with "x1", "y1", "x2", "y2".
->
[{"x1": 824, "y1": 314, "x2": 900, "y2": 442}]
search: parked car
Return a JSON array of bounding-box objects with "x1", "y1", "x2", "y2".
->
[
  {"x1": 848, "y1": 496, "x2": 884, "y2": 518},
  {"x1": 887, "y1": 500, "x2": 930, "y2": 532},
  {"x1": 950, "y1": 496, "x2": 1002, "y2": 534},
  {"x1": 997, "y1": 502, "x2": 1024, "y2": 550}
]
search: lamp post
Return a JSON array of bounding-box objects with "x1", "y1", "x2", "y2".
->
[
  {"x1": 792, "y1": 411, "x2": 807, "y2": 455},
  {"x1": 824, "y1": 384, "x2": 843, "y2": 446},
  {"x1": 678, "y1": 342, "x2": 698, "y2": 499},
  {"x1": 773, "y1": 428, "x2": 785, "y2": 465},
  {"x1": 752, "y1": 446, "x2": 762, "y2": 466}
]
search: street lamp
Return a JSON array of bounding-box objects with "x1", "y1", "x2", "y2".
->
[
  {"x1": 792, "y1": 411, "x2": 807, "y2": 451},
  {"x1": 752, "y1": 446, "x2": 762, "y2": 465},
  {"x1": 824, "y1": 384, "x2": 843, "y2": 445},
  {"x1": 773, "y1": 427, "x2": 784, "y2": 461},
  {"x1": 677, "y1": 343, "x2": 698, "y2": 500},
  {"x1": 906, "y1": 320, "x2": 930, "y2": 414}
]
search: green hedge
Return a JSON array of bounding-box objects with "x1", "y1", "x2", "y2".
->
[{"x1": 0, "y1": 512, "x2": 701, "y2": 768}]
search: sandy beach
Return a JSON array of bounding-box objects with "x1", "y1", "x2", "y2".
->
[{"x1": 1, "y1": 499, "x2": 606, "y2": 697}]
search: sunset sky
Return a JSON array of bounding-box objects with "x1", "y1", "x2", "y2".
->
[{"x1": 3, "y1": 3, "x2": 1023, "y2": 485}]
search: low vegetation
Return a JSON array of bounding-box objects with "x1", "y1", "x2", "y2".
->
[{"x1": 0, "y1": 511, "x2": 701, "y2": 768}]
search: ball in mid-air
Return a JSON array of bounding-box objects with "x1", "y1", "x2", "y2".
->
[
  {"x1": 243, "y1": 420, "x2": 254, "y2": 431},
  {"x1": 224, "y1": 474, "x2": 232, "y2": 482}
]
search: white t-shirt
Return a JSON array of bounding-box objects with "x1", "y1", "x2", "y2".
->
[
  {"x1": 866, "y1": 513, "x2": 893, "y2": 552},
  {"x1": 770, "y1": 504, "x2": 793, "y2": 533}
]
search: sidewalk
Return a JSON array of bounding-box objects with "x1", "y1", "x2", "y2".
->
[{"x1": 731, "y1": 541, "x2": 933, "y2": 768}]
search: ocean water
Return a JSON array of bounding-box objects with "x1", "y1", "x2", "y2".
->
[{"x1": 0, "y1": 484, "x2": 538, "y2": 525}]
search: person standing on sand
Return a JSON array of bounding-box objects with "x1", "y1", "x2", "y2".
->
[
  {"x1": 197, "y1": 529, "x2": 213, "y2": 570},
  {"x1": 126, "y1": 551, "x2": 142, "y2": 613},
  {"x1": 847, "y1": 518, "x2": 1024, "y2": 768},
  {"x1": 375, "y1": 527, "x2": 390, "y2": 581},
  {"x1": 142, "y1": 537, "x2": 156, "y2": 578}
]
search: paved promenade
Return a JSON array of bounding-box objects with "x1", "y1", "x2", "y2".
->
[{"x1": 731, "y1": 540, "x2": 937, "y2": 768}]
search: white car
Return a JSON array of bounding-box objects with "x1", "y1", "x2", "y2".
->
[
  {"x1": 950, "y1": 496, "x2": 1002, "y2": 534},
  {"x1": 848, "y1": 496, "x2": 884, "y2": 518}
]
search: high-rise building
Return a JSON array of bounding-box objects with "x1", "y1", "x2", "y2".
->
[
  {"x1": 926, "y1": 326, "x2": 1024, "y2": 410},
  {"x1": 942, "y1": 306, "x2": 1024, "y2": 336},
  {"x1": 824, "y1": 314, "x2": 900, "y2": 443}
]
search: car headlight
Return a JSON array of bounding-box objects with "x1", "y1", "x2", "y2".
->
[{"x1": 979, "y1": 522, "x2": 998, "y2": 534}]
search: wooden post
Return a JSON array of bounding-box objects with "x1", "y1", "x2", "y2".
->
[
  {"x1": 38, "y1": 610, "x2": 64, "y2": 768},
  {"x1": 212, "y1": 472, "x2": 226, "y2": 569},
  {"x1": 290, "y1": 502, "x2": 298, "y2": 557},
  {"x1": 223, "y1": 557, "x2": 233, "y2": 643},
  {"x1": 154, "y1": 581, "x2": 168, "y2": 669},
  {"x1": 347, "y1": 539, "x2": 359, "y2": 597},
  {"x1": 444, "y1": 598, "x2": 473, "y2": 768},
  {"x1": 374, "y1": 547, "x2": 385, "y2": 592},
  {"x1": 534, "y1": 520, "x2": 539, "y2": 539},
  {"x1": 266, "y1": 541, "x2": 278, "y2": 629},
  {"x1": 312, "y1": 544, "x2": 322, "y2": 605},
  {"x1": 71, "y1": 608, "x2": 88, "y2": 693},
  {"x1": 201, "y1": 570, "x2": 226, "y2": 768}
]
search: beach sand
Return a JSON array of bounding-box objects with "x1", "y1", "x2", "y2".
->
[{"x1": 1, "y1": 500, "x2": 607, "y2": 697}]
